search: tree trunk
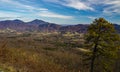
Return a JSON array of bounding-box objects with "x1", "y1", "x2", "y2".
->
[{"x1": 90, "y1": 43, "x2": 98, "y2": 72}]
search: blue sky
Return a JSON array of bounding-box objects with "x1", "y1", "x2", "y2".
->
[{"x1": 0, "y1": 0, "x2": 120, "y2": 24}]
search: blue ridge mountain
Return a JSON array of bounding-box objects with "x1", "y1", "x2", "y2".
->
[{"x1": 0, "y1": 19, "x2": 119, "y2": 33}]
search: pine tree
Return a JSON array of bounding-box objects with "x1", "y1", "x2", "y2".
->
[{"x1": 85, "y1": 18, "x2": 120, "y2": 72}]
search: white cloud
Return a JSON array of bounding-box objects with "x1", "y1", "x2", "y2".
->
[
  {"x1": 39, "y1": 11, "x2": 73, "y2": 19},
  {"x1": 86, "y1": 0, "x2": 120, "y2": 14},
  {"x1": 63, "y1": 0, "x2": 93, "y2": 10},
  {"x1": 0, "y1": 0, "x2": 48, "y2": 12},
  {"x1": 0, "y1": 11, "x2": 20, "y2": 17},
  {"x1": 0, "y1": 11, "x2": 23, "y2": 20},
  {"x1": 44, "y1": 0, "x2": 120, "y2": 15},
  {"x1": 44, "y1": 0, "x2": 94, "y2": 10},
  {"x1": 103, "y1": 0, "x2": 120, "y2": 14},
  {"x1": 0, "y1": 11, "x2": 36, "y2": 21},
  {"x1": 0, "y1": 0, "x2": 74, "y2": 20},
  {"x1": 87, "y1": 16, "x2": 96, "y2": 20},
  {"x1": 43, "y1": 0, "x2": 60, "y2": 3}
]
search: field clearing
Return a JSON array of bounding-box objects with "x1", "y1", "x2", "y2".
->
[{"x1": 0, "y1": 32, "x2": 86, "y2": 72}]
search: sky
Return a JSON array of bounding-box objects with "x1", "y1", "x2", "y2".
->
[{"x1": 0, "y1": 0, "x2": 120, "y2": 25}]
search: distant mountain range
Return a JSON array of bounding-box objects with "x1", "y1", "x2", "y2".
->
[{"x1": 0, "y1": 19, "x2": 119, "y2": 33}]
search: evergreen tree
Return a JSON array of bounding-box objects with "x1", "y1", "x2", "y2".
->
[{"x1": 85, "y1": 18, "x2": 120, "y2": 72}]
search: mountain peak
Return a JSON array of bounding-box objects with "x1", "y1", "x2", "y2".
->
[
  {"x1": 13, "y1": 19, "x2": 24, "y2": 22},
  {"x1": 28, "y1": 19, "x2": 48, "y2": 25},
  {"x1": 11, "y1": 19, "x2": 24, "y2": 24},
  {"x1": 32, "y1": 19, "x2": 44, "y2": 22}
]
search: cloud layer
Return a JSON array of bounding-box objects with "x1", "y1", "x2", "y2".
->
[
  {"x1": 44, "y1": 0, "x2": 120, "y2": 14},
  {"x1": 0, "y1": 0, "x2": 120, "y2": 24},
  {"x1": 0, "y1": 0, "x2": 73, "y2": 19},
  {"x1": 39, "y1": 11, "x2": 73, "y2": 19}
]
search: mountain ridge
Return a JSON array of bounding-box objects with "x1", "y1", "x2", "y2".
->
[{"x1": 0, "y1": 19, "x2": 119, "y2": 33}]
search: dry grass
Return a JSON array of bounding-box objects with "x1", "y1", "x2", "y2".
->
[{"x1": 0, "y1": 32, "x2": 119, "y2": 72}]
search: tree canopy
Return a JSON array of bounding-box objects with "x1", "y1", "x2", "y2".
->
[{"x1": 85, "y1": 18, "x2": 120, "y2": 72}]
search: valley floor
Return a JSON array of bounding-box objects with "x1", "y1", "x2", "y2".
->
[{"x1": 0, "y1": 32, "x2": 119, "y2": 72}]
